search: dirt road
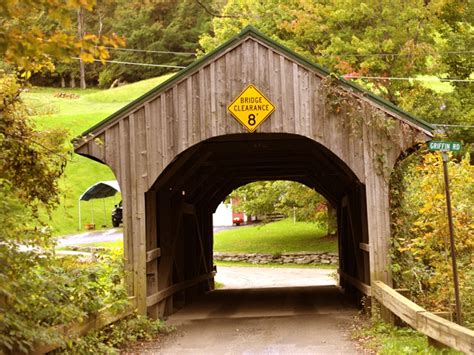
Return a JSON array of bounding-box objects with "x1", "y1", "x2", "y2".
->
[
  {"x1": 56, "y1": 225, "x2": 238, "y2": 247},
  {"x1": 215, "y1": 265, "x2": 337, "y2": 289},
  {"x1": 131, "y1": 283, "x2": 360, "y2": 354}
]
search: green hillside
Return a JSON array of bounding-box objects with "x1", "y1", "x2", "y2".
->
[{"x1": 23, "y1": 74, "x2": 173, "y2": 236}]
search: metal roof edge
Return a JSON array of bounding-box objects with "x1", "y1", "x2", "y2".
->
[
  {"x1": 241, "y1": 26, "x2": 434, "y2": 134},
  {"x1": 74, "y1": 25, "x2": 434, "y2": 146},
  {"x1": 74, "y1": 27, "x2": 249, "y2": 144}
]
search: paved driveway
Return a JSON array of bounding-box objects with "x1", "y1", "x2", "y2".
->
[
  {"x1": 56, "y1": 225, "x2": 246, "y2": 247},
  {"x1": 55, "y1": 228, "x2": 123, "y2": 247}
]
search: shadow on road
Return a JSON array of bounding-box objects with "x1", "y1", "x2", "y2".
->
[
  {"x1": 150, "y1": 286, "x2": 360, "y2": 354},
  {"x1": 169, "y1": 285, "x2": 357, "y2": 322}
]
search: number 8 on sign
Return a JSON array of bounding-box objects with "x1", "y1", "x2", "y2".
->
[
  {"x1": 227, "y1": 84, "x2": 276, "y2": 133},
  {"x1": 248, "y1": 114, "x2": 256, "y2": 126}
]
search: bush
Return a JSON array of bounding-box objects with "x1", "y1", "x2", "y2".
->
[
  {"x1": 55, "y1": 314, "x2": 169, "y2": 354},
  {"x1": 0, "y1": 247, "x2": 129, "y2": 353},
  {"x1": 390, "y1": 151, "x2": 473, "y2": 328}
]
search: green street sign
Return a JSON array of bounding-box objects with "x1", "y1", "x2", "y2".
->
[{"x1": 428, "y1": 141, "x2": 462, "y2": 152}]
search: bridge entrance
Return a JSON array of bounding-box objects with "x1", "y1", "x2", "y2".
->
[
  {"x1": 74, "y1": 26, "x2": 433, "y2": 317},
  {"x1": 146, "y1": 133, "x2": 367, "y2": 316}
]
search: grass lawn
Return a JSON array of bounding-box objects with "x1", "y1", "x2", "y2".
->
[
  {"x1": 61, "y1": 239, "x2": 124, "y2": 250},
  {"x1": 214, "y1": 219, "x2": 337, "y2": 254},
  {"x1": 22, "y1": 74, "x2": 174, "y2": 236},
  {"x1": 353, "y1": 314, "x2": 461, "y2": 354}
]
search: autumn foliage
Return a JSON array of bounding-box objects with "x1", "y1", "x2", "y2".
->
[{"x1": 391, "y1": 151, "x2": 473, "y2": 328}]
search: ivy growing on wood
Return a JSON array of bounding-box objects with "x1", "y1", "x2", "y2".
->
[{"x1": 321, "y1": 75, "x2": 399, "y2": 180}]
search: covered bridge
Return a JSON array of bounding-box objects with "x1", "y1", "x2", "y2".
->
[{"x1": 74, "y1": 26, "x2": 434, "y2": 318}]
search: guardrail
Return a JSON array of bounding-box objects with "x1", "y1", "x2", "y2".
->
[
  {"x1": 31, "y1": 271, "x2": 215, "y2": 354},
  {"x1": 373, "y1": 281, "x2": 474, "y2": 354},
  {"x1": 32, "y1": 297, "x2": 137, "y2": 354},
  {"x1": 146, "y1": 271, "x2": 216, "y2": 308}
]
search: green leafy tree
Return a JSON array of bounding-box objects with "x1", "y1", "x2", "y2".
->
[
  {"x1": 201, "y1": 0, "x2": 439, "y2": 104},
  {"x1": 97, "y1": 0, "x2": 213, "y2": 87},
  {"x1": 200, "y1": 0, "x2": 473, "y2": 147},
  {"x1": 0, "y1": 1, "x2": 127, "y2": 351},
  {"x1": 398, "y1": 0, "x2": 474, "y2": 144},
  {"x1": 231, "y1": 180, "x2": 330, "y2": 228}
]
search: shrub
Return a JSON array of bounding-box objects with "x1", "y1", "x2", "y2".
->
[
  {"x1": 0, "y1": 247, "x2": 129, "y2": 353},
  {"x1": 390, "y1": 151, "x2": 473, "y2": 328},
  {"x1": 55, "y1": 314, "x2": 169, "y2": 354}
]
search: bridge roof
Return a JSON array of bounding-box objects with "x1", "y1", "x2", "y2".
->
[{"x1": 75, "y1": 25, "x2": 434, "y2": 144}]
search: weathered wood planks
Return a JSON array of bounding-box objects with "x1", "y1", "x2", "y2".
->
[
  {"x1": 373, "y1": 281, "x2": 474, "y2": 354},
  {"x1": 74, "y1": 30, "x2": 433, "y2": 318}
]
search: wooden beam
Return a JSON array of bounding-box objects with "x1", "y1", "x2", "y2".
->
[
  {"x1": 146, "y1": 272, "x2": 216, "y2": 307},
  {"x1": 339, "y1": 270, "x2": 371, "y2": 296},
  {"x1": 146, "y1": 248, "x2": 161, "y2": 262},
  {"x1": 163, "y1": 151, "x2": 213, "y2": 192},
  {"x1": 32, "y1": 297, "x2": 137, "y2": 354},
  {"x1": 372, "y1": 281, "x2": 474, "y2": 354},
  {"x1": 359, "y1": 242, "x2": 370, "y2": 252},
  {"x1": 182, "y1": 202, "x2": 195, "y2": 215}
]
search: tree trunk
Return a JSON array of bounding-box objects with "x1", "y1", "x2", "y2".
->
[
  {"x1": 327, "y1": 203, "x2": 337, "y2": 237},
  {"x1": 77, "y1": 7, "x2": 86, "y2": 89},
  {"x1": 70, "y1": 74, "x2": 76, "y2": 88},
  {"x1": 60, "y1": 76, "x2": 65, "y2": 88},
  {"x1": 79, "y1": 60, "x2": 86, "y2": 89}
]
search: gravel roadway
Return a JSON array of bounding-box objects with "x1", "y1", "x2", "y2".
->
[
  {"x1": 126, "y1": 267, "x2": 361, "y2": 355},
  {"x1": 58, "y1": 230, "x2": 360, "y2": 354}
]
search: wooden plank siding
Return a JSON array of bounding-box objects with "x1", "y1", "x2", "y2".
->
[{"x1": 74, "y1": 34, "x2": 432, "y2": 316}]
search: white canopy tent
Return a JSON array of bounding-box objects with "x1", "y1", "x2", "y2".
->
[{"x1": 78, "y1": 180, "x2": 121, "y2": 230}]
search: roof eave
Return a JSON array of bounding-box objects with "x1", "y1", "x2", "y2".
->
[{"x1": 73, "y1": 25, "x2": 434, "y2": 149}]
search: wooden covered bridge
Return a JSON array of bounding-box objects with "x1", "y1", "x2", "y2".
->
[{"x1": 74, "y1": 27, "x2": 434, "y2": 319}]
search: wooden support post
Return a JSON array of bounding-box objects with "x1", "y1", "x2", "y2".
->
[
  {"x1": 157, "y1": 191, "x2": 175, "y2": 317},
  {"x1": 145, "y1": 191, "x2": 160, "y2": 318}
]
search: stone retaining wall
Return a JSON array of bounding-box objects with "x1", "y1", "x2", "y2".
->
[{"x1": 213, "y1": 252, "x2": 338, "y2": 265}]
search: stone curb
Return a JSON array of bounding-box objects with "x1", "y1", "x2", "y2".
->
[{"x1": 213, "y1": 251, "x2": 338, "y2": 265}]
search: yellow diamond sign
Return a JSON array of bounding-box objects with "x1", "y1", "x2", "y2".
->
[{"x1": 227, "y1": 84, "x2": 275, "y2": 133}]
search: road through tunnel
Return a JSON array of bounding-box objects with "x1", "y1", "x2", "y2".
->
[{"x1": 145, "y1": 133, "x2": 370, "y2": 318}]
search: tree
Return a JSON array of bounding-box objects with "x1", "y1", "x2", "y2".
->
[
  {"x1": 0, "y1": 0, "x2": 123, "y2": 73},
  {"x1": 96, "y1": 0, "x2": 214, "y2": 87},
  {"x1": 201, "y1": 0, "x2": 440, "y2": 103},
  {"x1": 231, "y1": 181, "x2": 331, "y2": 231},
  {"x1": 390, "y1": 151, "x2": 473, "y2": 327},
  {"x1": 200, "y1": 0, "x2": 473, "y2": 148},
  {"x1": 0, "y1": 1, "x2": 124, "y2": 351}
]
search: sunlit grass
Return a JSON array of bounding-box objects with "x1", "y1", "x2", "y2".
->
[
  {"x1": 214, "y1": 219, "x2": 337, "y2": 254},
  {"x1": 22, "y1": 74, "x2": 173, "y2": 236}
]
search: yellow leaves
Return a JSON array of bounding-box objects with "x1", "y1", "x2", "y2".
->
[
  {"x1": 434, "y1": 193, "x2": 445, "y2": 200},
  {"x1": 1, "y1": 0, "x2": 124, "y2": 72},
  {"x1": 20, "y1": 71, "x2": 31, "y2": 80},
  {"x1": 392, "y1": 150, "x2": 473, "y2": 313},
  {"x1": 79, "y1": 52, "x2": 94, "y2": 63},
  {"x1": 66, "y1": 0, "x2": 96, "y2": 12}
]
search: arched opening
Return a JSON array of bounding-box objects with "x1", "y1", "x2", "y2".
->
[
  {"x1": 145, "y1": 133, "x2": 370, "y2": 317},
  {"x1": 212, "y1": 179, "x2": 338, "y2": 289}
]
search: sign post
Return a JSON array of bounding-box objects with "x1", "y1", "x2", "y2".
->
[{"x1": 428, "y1": 140, "x2": 462, "y2": 325}]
